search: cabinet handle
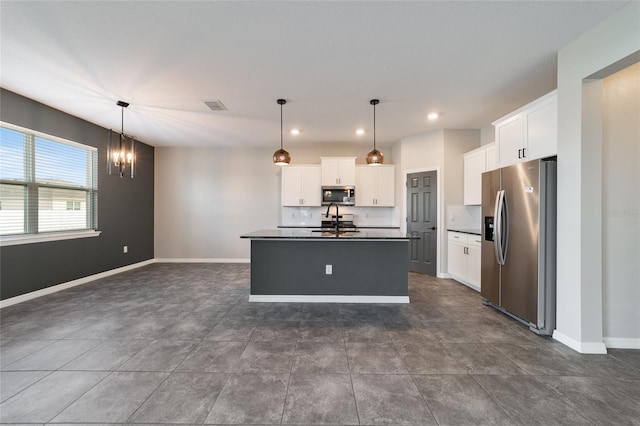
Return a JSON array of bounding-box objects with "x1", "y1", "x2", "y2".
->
[
  {"x1": 518, "y1": 149, "x2": 522, "y2": 159},
  {"x1": 522, "y1": 147, "x2": 526, "y2": 158}
]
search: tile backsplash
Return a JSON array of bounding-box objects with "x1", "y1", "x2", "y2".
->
[
  {"x1": 281, "y1": 206, "x2": 398, "y2": 227},
  {"x1": 446, "y1": 205, "x2": 481, "y2": 230}
]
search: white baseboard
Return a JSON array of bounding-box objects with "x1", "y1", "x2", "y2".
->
[
  {"x1": 552, "y1": 330, "x2": 608, "y2": 354},
  {"x1": 249, "y1": 295, "x2": 410, "y2": 304},
  {"x1": 0, "y1": 259, "x2": 155, "y2": 309},
  {"x1": 155, "y1": 258, "x2": 250, "y2": 263},
  {"x1": 438, "y1": 273, "x2": 449, "y2": 279},
  {"x1": 603, "y1": 337, "x2": 640, "y2": 349}
]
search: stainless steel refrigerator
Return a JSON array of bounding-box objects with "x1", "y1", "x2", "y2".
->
[{"x1": 481, "y1": 158, "x2": 557, "y2": 335}]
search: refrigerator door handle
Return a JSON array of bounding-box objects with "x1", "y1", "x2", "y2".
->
[
  {"x1": 493, "y1": 190, "x2": 503, "y2": 265},
  {"x1": 501, "y1": 190, "x2": 509, "y2": 264}
]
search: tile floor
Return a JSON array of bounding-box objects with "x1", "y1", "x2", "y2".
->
[{"x1": 1, "y1": 263, "x2": 639, "y2": 425}]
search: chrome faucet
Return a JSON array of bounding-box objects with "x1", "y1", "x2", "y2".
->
[{"x1": 325, "y1": 203, "x2": 340, "y2": 233}]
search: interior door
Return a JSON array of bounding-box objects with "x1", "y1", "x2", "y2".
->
[{"x1": 407, "y1": 171, "x2": 437, "y2": 275}]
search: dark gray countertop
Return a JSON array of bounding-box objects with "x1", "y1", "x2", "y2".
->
[
  {"x1": 447, "y1": 228, "x2": 482, "y2": 236},
  {"x1": 241, "y1": 229, "x2": 414, "y2": 240},
  {"x1": 277, "y1": 225, "x2": 400, "y2": 229}
]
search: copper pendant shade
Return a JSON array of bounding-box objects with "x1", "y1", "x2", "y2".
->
[
  {"x1": 273, "y1": 99, "x2": 291, "y2": 165},
  {"x1": 366, "y1": 99, "x2": 383, "y2": 166}
]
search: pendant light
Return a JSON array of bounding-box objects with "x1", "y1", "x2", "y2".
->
[
  {"x1": 273, "y1": 98, "x2": 291, "y2": 165},
  {"x1": 366, "y1": 99, "x2": 383, "y2": 166},
  {"x1": 107, "y1": 100, "x2": 136, "y2": 178}
]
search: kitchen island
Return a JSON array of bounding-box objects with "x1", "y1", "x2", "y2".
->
[{"x1": 241, "y1": 229, "x2": 413, "y2": 303}]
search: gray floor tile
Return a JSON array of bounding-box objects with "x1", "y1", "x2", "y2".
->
[
  {"x1": 394, "y1": 342, "x2": 468, "y2": 374},
  {"x1": 205, "y1": 373, "x2": 288, "y2": 425},
  {"x1": 204, "y1": 321, "x2": 256, "y2": 341},
  {"x1": 282, "y1": 374, "x2": 358, "y2": 425},
  {"x1": 347, "y1": 342, "x2": 408, "y2": 374},
  {"x1": 342, "y1": 320, "x2": 392, "y2": 343},
  {"x1": 128, "y1": 372, "x2": 228, "y2": 424},
  {"x1": 0, "y1": 371, "x2": 108, "y2": 423},
  {"x1": 251, "y1": 320, "x2": 300, "y2": 342},
  {"x1": 494, "y1": 343, "x2": 586, "y2": 376},
  {"x1": 413, "y1": 374, "x2": 515, "y2": 425},
  {"x1": 351, "y1": 374, "x2": 437, "y2": 425},
  {"x1": 301, "y1": 303, "x2": 340, "y2": 321},
  {"x1": 535, "y1": 375, "x2": 640, "y2": 425},
  {"x1": 292, "y1": 342, "x2": 349, "y2": 373},
  {"x1": 0, "y1": 371, "x2": 50, "y2": 403},
  {"x1": 3, "y1": 264, "x2": 640, "y2": 426},
  {"x1": 118, "y1": 339, "x2": 197, "y2": 372},
  {"x1": 609, "y1": 348, "x2": 640, "y2": 370},
  {"x1": 51, "y1": 371, "x2": 168, "y2": 423},
  {"x1": 429, "y1": 321, "x2": 486, "y2": 343},
  {"x1": 176, "y1": 340, "x2": 247, "y2": 372},
  {"x1": 443, "y1": 343, "x2": 526, "y2": 375},
  {"x1": 61, "y1": 339, "x2": 150, "y2": 371},
  {"x1": 0, "y1": 339, "x2": 55, "y2": 368},
  {"x1": 159, "y1": 316, "x2": 218, "y2": 340},
  {"x1": 297, "y1": 320, "x2": 343, "y2": 342},
  {"x1": 234, "y1": 341, "x2": 295, "y2": 373},
  {"x1": 474, "y1": 375, "x2": 591, "y2": 425},
  {"x1": 386, "y1": 322, "x2": 439, "y2": 344},
  {"x1": 4, "y1": 339, "x2": 102, "y2": 371}
]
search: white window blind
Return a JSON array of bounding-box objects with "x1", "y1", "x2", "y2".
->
[{"x1": 0, "y1": 122, "x2": 98, "y2": 236}]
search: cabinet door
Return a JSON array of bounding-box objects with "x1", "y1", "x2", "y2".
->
[
  {"x1": 485, "y1": 143, "x2": 497, "y2": 171},
  {"x1": 338, "y1": 158, "x2": 356, "y2": 186},
  {"x1": 321, "y1": 158, "x2": 341, "y2": 186},
  {"x1": 524, "y1": 95, "x2": 557, "y2": 160},
  {"x1": 374, "y1": 166, "x2": 395, "y2": 206},
  {"x1": 464, "y1": 149, "x2": 485, "y2": 205},
  {"x1": 497, "y1": 114, "x2": 524, "y2": 168},
  {"x1": 300, "y1": 167, "x2": 321, "y2": 206},
  {"x1": 281, "y1": 167, "x2": 303, "y2": 206},
  {"x1": 467, "y1": 237, "x2": 482, "y2": 289},
  {"x1": 447, "y1": 233, "x2": 468, "y2": 280},
  {"x1": 355, "y1": 166, "x2": 376, "y2": 206}
]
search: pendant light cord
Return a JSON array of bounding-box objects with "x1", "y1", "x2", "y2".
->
[
  {"x1": 280, "y1": 102, "x2": 283, "y2": 150},
  {"x1": 373, "y1": 102, "x2": 376, "y2": 150}
]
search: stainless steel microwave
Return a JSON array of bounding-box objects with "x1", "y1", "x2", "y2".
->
[{"x1": 321, "y1": 186, "x2": 355, "y2": 206}]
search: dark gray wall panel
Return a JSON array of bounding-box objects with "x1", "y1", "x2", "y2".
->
[
  {"x1": 0, "y1": 89, "x2": 154, "y2": 300},
  {"x1": 250, "y1": 240, "x2": 409, "y2": 296}
]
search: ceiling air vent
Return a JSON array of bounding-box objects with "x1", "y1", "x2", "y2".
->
[{"x1": 204, "y1": 100, "x2": 228, "y2": 112}]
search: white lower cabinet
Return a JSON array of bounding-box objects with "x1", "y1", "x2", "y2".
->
[{"x1": 447, "y1": 231, "x2": 481, "y2": 291}]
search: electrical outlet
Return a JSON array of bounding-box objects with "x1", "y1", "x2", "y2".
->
[
  {"x1": 325, "y1": 264, "x2": 332, "y2": 275},
  {"x1": 123, "y1": 245, "x2": 128, "y2": 253}
]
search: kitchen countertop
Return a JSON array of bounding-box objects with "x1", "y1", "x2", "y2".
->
[
  {"x1": 277, "y1": 225, "x2": 400, "y2": 229},
  {"x1": 241, "y1": 229, "x2": 414, "y2": 240},
  {"x1": 447, "y1": 228, "x2": 482, "y2": 236}
]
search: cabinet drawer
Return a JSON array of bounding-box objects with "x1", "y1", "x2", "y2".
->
[
  {"x1": 468, "y1": 235, "x2": 482, "y2": 247},
  {"x1": 448, "y1": 232, "x2": 468, "y2": 243}
]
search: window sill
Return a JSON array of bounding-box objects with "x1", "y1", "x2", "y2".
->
[{"x1": 0, "y1": 230, "x2": 102, "y2": 247}]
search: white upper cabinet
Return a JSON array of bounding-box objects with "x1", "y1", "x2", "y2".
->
[
  {"x1": 356, "y1": 165, "x2": 395, "y2": 207},
  {"x1": 463, "y1": 148, "x2": 486, "y2": 205},
  {"x1": 321, "y1": 157, "x2": 356, "y2": 186},
  {"x1": 463, "y1": 143, "x2": 495, "y2": 205},
  {"x1": 485, "y1": 143, "x2": 497, "y2": 171},
  {"x1": 281, "y1": 166, "x2": 321, "y2": 207},
  {"x1": 494, "y1": 90, "x2": 557, "y2": 168}
]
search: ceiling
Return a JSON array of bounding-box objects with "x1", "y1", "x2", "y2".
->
[{"x1": 0, "y1": 1, "x2": 628, "y2": 149}]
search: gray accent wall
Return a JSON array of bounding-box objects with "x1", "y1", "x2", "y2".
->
[{"x1": 0, "y1": 89, "x2": 154, "y2": 300}]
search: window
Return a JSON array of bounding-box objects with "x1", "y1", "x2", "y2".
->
[{"x1": 0, "y1": 122, "x2": 98, "y2": 239}]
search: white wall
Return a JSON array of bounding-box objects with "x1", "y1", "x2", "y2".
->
[
  {"x1": 155, "y1": 144, "x2": 396, "y2": 260},
  {"x1": 602, "y1": 61, "x2": 640, "y2": 347},
  {"x1": 554, "y1": 0, "x2": 640, "y2": 353},
  {"x1": 398, "y1": 129, "x2": 480, "y2": 276}
]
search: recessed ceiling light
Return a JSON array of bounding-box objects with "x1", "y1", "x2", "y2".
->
[
  {"x1": 356, "y1": 129, "x2": 365, "y2": 135},
  {"x1": 427, "y1": 112, "x2": 439, "y2": 120},
  {"x1": 290, "y1": 129, "x2": 300, "y2": 135}
]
